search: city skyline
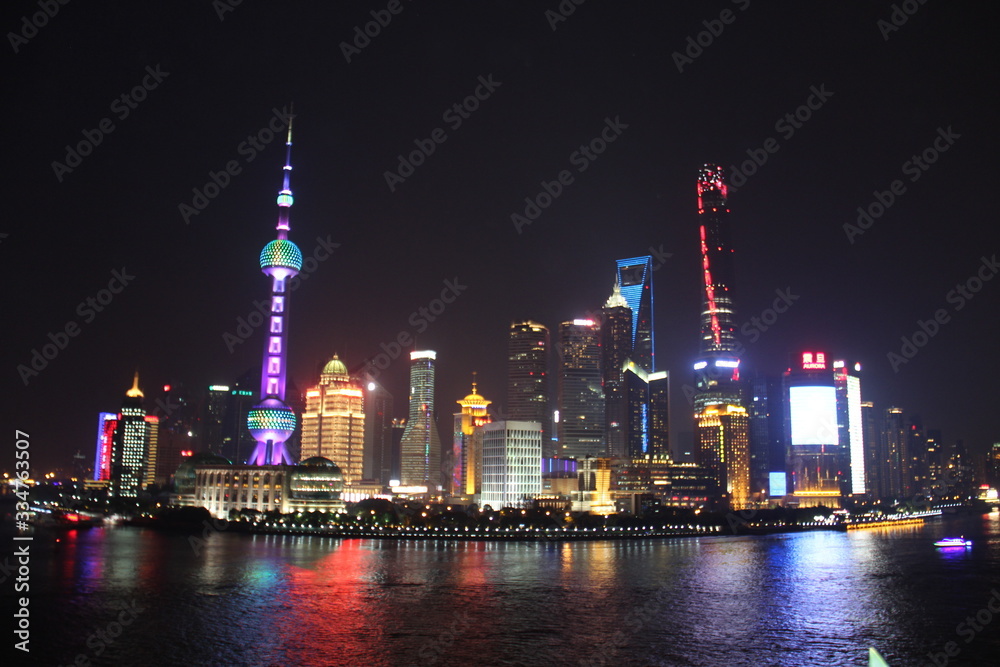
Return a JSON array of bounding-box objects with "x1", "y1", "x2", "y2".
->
[{"x1": 5, "y1": 2, "x2": 999, "y2": 472}]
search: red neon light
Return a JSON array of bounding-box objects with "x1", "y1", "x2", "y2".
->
[
  {"x1": 801, "y1": 351, "x2": 827, "y2": 370},
  {"x1": 700, "y1": 225, "x2": 722, "y2": 347}
]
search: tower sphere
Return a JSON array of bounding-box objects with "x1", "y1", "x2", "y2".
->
[
  {"x1": 260, "y1": 239, "x2": 303, "y2": 272},
  {"x1": 247, "y1": 397, "x2": 297, "y2": 443}
]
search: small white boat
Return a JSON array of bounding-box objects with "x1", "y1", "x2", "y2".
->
[{"x1": 933, "y1": 537, "x2": 972, "y2": 547}]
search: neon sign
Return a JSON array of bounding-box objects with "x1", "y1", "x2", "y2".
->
[{"x1": 801, "y1": 351, "x2": 827, "y2": 370}]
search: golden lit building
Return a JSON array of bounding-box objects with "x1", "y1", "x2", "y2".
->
[
  {"x1": 300, "y1": 355, "x2": 365, "y2": 485},
  {"x1": 695, "y1": 402, "x2": 750, "y2": 510},
  {"x1": 452, "y1": 378, "x2": 491, "y2": 497}
]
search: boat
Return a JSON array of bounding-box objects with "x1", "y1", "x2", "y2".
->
[{"x1": 933, "y1": 537, "x2": 972, "y2": 547}]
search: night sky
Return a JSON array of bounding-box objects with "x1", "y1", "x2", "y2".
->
[{"x1": 5, "y1": 1, "x2": 998, "y2": 471}]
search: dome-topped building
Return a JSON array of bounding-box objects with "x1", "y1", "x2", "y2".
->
[{"x1": 300, "y1": 354, "x2": 365, "y2": 485}]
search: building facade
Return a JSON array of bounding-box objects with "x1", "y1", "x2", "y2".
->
[
  {"x1": 481, "y1": 420, "x2": 542, "y2": 509},
  {"x1": 507, "y1": 321, "x2": 551, "y2": 453},
  {"x1": 557, "y1": 319, "x2": 605, "y2": 459},
  {"x1": 453, "y1": 380, "x2": 492, "y2": 497},
  {"x1": 300, "y1": 355, "x2": 365, "y2": 485},
  {"x1": 615, "y1": 255, "x2": 654, "y2": 373}
]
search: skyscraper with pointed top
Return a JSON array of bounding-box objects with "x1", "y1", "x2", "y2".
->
[
  {"x1": 109, "y1": 372, "x2": 156, "y2": 500},
  {"x1": 247, "y1": 112, "x2": 302, "y2": 466},
  {"x1": 602, "y1": 282, "x2": 632, "y2": 458}
]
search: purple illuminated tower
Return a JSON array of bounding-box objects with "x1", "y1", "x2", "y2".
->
[{"x1": 246, "y1": 114, "x2": 303, "y2": 466}]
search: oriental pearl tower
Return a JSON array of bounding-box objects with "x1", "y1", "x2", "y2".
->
[{"x1": 246, "y1": 112, "x2": 303, "y2": 466}]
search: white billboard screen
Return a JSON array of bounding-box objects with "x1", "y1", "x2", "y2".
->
[{"x1": 789, "y1": 385, "x2": 838, "y2": 446}]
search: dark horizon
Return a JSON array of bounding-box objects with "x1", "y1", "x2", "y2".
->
[{"x1": 4, "y1": 1, "x2": 998, "y2": 471}]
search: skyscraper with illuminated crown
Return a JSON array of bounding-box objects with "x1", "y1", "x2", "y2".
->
[
  {"x1": 692, "y1": 165, "x2": 750, "y2": 509},
  {"x1": 247, "y1": 114, "x2": 302, "y2": 466}
]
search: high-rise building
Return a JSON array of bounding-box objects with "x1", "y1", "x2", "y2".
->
[
  {"x1": 833, "y1": 360, "x2": 866, "y2": 496},
  {"x1": 601, "y1": 283, "x2": 632, "y2": 458},
  {"x1": 109, "y1": 373, "x2": 152, "y2": 500},
  {"x1": 203, "y1": 385, "x2": 230, "y2": 455},
  {"x1": 692, "y1": 165, "x2": 749, "y2": 509},
  {"x1": 453, "y1": 378, "x2": 492, "y2": 497},
  {"x1": 301, "y1": 355, "x2": 365, "y2": 485},
  {"x1": 355, "y1": 366, "x2": 393, "y2": 486},
  {"x1": 988, "y1": 442, "x2": 1000, "y2": 488},
  {"x1": 695, "y1": 403, "x2": 751, "y2": 509},
  {"x1": 615, "y1": 256, "x2": 654, "y2": 372},
  {"x1": 748, "y1": 374, "x2": 785, "y2": 499},
  {"x1": 481, "y1": 420, "x2": 542, "y2": 509},
  {"x1": 861, "y1": 401, "x2": 880, "y2": 498},
  {"x1": 93, "y1": 412, "x2": 117, "y2": 482},
  {"x1": 880, "y1": 407, "x2": 906, "y2": 499},
  {"x1": 143, "y1": 415, "x2": 160, "y2": 489},
  {"x1": 623, "y1": 361, "x2": 650, "y2": 458},
  {"x1": 221, "y1": 374, "x2": 256, "y2": 465},
  {"x1": 557, "y1": 319, "x2": 605, "y2": 459},
  {"x1": 400, "y1": 350, "x2": 443, "y2": 490},
  {"x1": 783, "y1": 352, "x2": 846, "y2": 506},
  {"x1": 507, "y1": 321, "x2": 551, "y2": 452},
  {"x1": 247, "y1": 116, "x2": 301, "y2": 466},
  {"x1": 647, "y1": 371, "x2": 670, "y2": 457}
]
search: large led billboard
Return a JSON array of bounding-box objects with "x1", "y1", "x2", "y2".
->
[{"x1": 789, "y1": 385, "x2": 838, "y2": 446}]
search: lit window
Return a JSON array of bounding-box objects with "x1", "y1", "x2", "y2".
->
[
  {"x1": 272, "y1": 296, "x2": 284, "y2": 313},
  {"x1": 268, "y1": 337, "x2": 281, "y2": 354},
  {"x1": 270, "y1": 317, "x2": 283, "y2": 333}
]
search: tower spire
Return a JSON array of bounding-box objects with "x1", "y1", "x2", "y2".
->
[
  {"x1": 126, "y1": 370, "x2": 143, "y2": 398},
  {"x1": 276, "y1": 103, "x2": 295, "y2": 239},
  {"x1": 248, "y1": 107, "x2": 303, "y2": 467}
]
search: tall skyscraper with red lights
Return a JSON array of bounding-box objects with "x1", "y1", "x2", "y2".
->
[{"x1": 693, "y1": 165, "x2": 750, "y2": 509}]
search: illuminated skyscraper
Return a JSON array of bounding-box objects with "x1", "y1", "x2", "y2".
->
[
  {"x1": 601, "y1": 283, "x2": 632, "y2": 458},
  {"x1": 301, "y1": 355, "x2": 365, "y2": 485},
  {"x1": 507, "y1": 321, "x2": 551, "y2": 452},
  {"x1": 695, "y1": 403, "x2": 750, "y2": 509},
  {"x1": 93, "y1": 412, "x2": 117, "y2": 482},
  {"x1": 453, "y1": 377, "x2": 492, "y2": 496},
  {"x1": 109, "y1": 373, "x2": 152, "y2": 500},
  {"x1": 647, "y1": 371, "x2": 670, "y2": 457},
  {"x1": 615, "y1": 256, "x2": 654, "y2": 372},
  {"x1": 692, "y1": 165, "x2": 749, "y2": 509},
  {"x1": 557, "y1": 319, "x2": 604, "y2": 459},
  {"x1": 247, "y1": 115, "x2": 301, "y2": 466},
  {"x1": 833, "y1": 360, "x2": 865, "y2": 496},
  {"x1": 400, "y1": 350, "x2": 443, "y2": 490}
]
